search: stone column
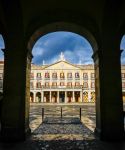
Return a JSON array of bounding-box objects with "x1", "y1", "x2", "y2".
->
[
  {"x1": 92, "y1": 48, "x2": 124, "y2": 141},
  {"x1": 80, "y1": 91, "x2": 82, "y2": 103},
  {"x1": 88, "y1": 91, "x2": 91, "y2": 102},
  {"x1": 1, "y1": 47, "x2": 32, "y2": 141},
  {"x1": 57, "y1": 91, "x2": 59, "y2": 103},
  {"x1": 72, "y1": 91, "x2": 75, "y2": 102},
  {"x1": 44, "y1": 92, "x2": 46, "y2": 103},
  {"x1": 33, "y1": 92, "x2": 35, "y2": 102},
  {"x1": 41, "y1": 91, "x2": 44, "y2": 103},
  {"x1": 50, "y1": 91, "x2": 51, "y2": 103},
  {"x1": 65, "y1": 91, "x2": 66, "y2": 103}
]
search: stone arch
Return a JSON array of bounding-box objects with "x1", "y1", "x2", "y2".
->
[
  {"x1": 83, "y1": 91, "x2": 88, "y2": 102},
  {"x1": 36, "y1": 92, "x2": 41, "y2": 102},
  {"x1": 91, "y1": 91, "x2": 95, "y2": 103},
  {"x1": 27, "y1": 22, "x2": 99, "y2": 53},
  {"x1": 120, "y1": 33, "x2": 125, "y2": 104},
  {"x1": 25, "y1": 21, "x2": 98, "y2": 133},
  {"x1": 30, "y1": 92, "x2": 34, "y2": 102}
]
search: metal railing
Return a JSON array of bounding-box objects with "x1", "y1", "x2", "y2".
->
[{"x1": 42, "y1": 107, "x2": 82, "y2": 121}]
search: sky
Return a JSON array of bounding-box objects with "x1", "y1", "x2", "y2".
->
[{"x1": 0, "y1": 32, "x2": 125, "y2": 65}]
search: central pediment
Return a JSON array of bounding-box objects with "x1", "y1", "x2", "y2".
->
[{"x1": 43, "y1": 61, "x2": 81, "y2": 70}]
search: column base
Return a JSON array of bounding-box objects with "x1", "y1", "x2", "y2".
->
[
  {"x1": 94, "y1": 127, "x2": 125, "y2": 141},
  {"x1": 0, "y1": 126, "x2": 31, "y2": 142}
]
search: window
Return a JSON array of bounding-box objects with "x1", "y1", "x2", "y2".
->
[
  {"x1": 83, "y1": 73, "x2": 88, "y2": 79},
  {"x1": 30, "y1": 82, "x2": 34, "y2": 88},
  {"x1": 30, "y1": 73, "x2": 34, "y2": 79},
  {"x1": 122, "y1": 82, "x2": 125, "y2": 88},
  {"x1": 60, "y1": 82, "x2": 65, "y2": 86},
  {"x1": 45, "y1": 82, "x2": 49, "y2": 87},
  {"x1": 91, "y1": 73, "x2": 95, "y2": 79},
  {"x1": 36, "y1": 82, "x2": 41, "y2": 88},
  {"x1": 37, "y1": 73, "x2": 41, "y2": 78},
  {"x1": 91, "y1": 82, "x2": 95, "y2": 88},
  {"x1": 67, "y1": 82, "x2": 72, "y2": 87},
  {"x1": 75, "y1": 72, "x2": 79, "y2": 78},
  {"x1": 75, "y1": 82, "x2": 80, "y2": 86},
  {"x1": 122, "y1": 73, "x2": 125, "y2": 78},
  {"x1": 52, "y1": 73, "x2": 57, "y2": 79},
  {"x1": 45, "y1": 72, "x2": 50, "y2": 78},
  {"x1": 52, "y1": 82, "x2": 57, "y2": 87},
  {"x1": 67, "y1": 73, "x2": 72, "y2": 78},
  {"x1": 83, "y1": 82, "x2": 88, "y2": 88},
  {"x1": 60, "y1": 72, "x2": 65, "y2": 79}
]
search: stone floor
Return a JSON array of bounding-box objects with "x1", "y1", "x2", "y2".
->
[{"x1": 0, "y1": 103, "x2": 125, "y2": 150}]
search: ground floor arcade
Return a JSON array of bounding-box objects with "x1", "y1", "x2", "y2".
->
[{"x1": 30, "y1": 90, "x2": 95, "y2": 103}]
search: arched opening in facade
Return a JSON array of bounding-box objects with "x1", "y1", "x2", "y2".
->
[
  {"x1": 30, "y1": 92, "x2": 34, "y2": 103},
  {"x1": 0, "y1": 34, "x2": 5, "y2": 133},
  {"x1": 36, "y1": 92, "x2": 41, "y2": 102},
  {"x1": 120, "y1": 35, "x2": 125, "y2": 105},
  {"x1": 0, "y1": 34, "x2": 4, "y2": 94},
  {"x1": 27, "y1": 22, "x2": 97, "y2": 137}
]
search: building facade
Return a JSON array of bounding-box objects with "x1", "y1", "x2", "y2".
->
[
  {"x1": 29, "y1": 53, "x2": 125, "y2": 103},
  {"x1": 30, "y1": 54, "x2": 95, "y2": 103},
  {"x1": 0, "y1": 55, "x2": 125, "y2": 103}
]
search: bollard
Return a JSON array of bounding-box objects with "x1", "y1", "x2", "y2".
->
[
  {"x1": 61, "y1": 107, "x2": 62, "y2": 118},
  {"x1": 80, "y1": 108, "x2": 81, "y2": 121},
  {"x1": 42, "y1": 108, "x2": 44, "y2": 121}
]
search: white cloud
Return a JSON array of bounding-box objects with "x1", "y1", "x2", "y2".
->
[{"x1": 33, "y1": 47, "x2": 44, "y2": 57}]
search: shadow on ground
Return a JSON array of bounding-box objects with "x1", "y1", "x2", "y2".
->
[{"x1": 0, "y1": 117, "x2": 125, "y2": 150}]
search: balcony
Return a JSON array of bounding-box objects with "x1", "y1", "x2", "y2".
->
[
  {"x1": 67, "y1": 77, "x2": 72, "y2": 80},
  {"x1": 52, "y1": 77, "x2": 58, "y2": 80},
  {"x1": 36, "y1": 77, "x2": 42, "y2": 80},
  {"x1": 75, "y1": 77, "x2": 80, "y2": 80},
  {"x1": 44, "y1": 78, "x2": 50, "y2": 80}
]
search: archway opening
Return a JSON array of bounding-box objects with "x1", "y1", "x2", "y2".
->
[
  {"x1": 30, "y1": 92, "x2": 34, "y2": 102},
  {"x1": 36, "y1": 92, "x2": 41, "y2": 102},
  {"x1": 120, "y1": 35, "x2": 125, "y2": 107},
  {"x1": 0, "y1": 34, "x2": 5, "y2": 133},
  {"x1": 27, "y1": 24, "x2": 98, "y2": 142}
]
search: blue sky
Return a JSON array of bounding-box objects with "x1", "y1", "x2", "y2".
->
[
  {"x1": 32, "y1": 32, "x2": 93, "y2": 65},
  {"x1": 0, "y1": 32, "x2": 125, "y2": 64}
]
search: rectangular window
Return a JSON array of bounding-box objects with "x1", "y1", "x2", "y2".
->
[
  {"x1": 75, "y1": 72, "x2": 80, "y2": 78},
  {"x1": 52, "y1": 73, "x2": 57, "y2": 78},
  {"x1": 30, "y1": 82, "x2": 34, "y2": 88},
  {"x1": 60, "y1": 82, "x2": 65, "y2": 86},
  {"x1": 122, "y1": 73, "x2": 125, "y2": 78},
  {"x1": 91, "y1": 73, "x2": 95, "y2": 79},
  {"x1": 36, "y1": 82, "x2": 41, "y2": 88},
  {"x1": 45, "y1": 82, "x2": 49, "y2": 87},
  {"x1": 91, "y1": 82, "x2": 95, "y2": 88},
  {"x1": 67, "y1": 73, "x2": 72, "y2": 78},
  {"x1": 45, "y1": 72, "x2": 50, "y2": 78},
  {"x1": 83, "y1": 73, "x2": 88, "y2": 79},
  {"x1": 83, "y1": 82, "x2": 88, "y2": 88},
  {"x1": 37, "y1": 73, "x2": 41, "y2": 78},
  {"x1": 122, "y1": 82, "x2": 125, "y2": 88},
  {"x1": 60, "y1": 72, "x2": 65, "y2": 79},
  {"x1": 75, "y1": 82, "x2": 80, "y2": 86},
  {"x1": 67, "y1": 82, "x2": 72, "y2": 87},
  {"x1": 52, "y1": 82, "x2": 57, "y2": 86}
]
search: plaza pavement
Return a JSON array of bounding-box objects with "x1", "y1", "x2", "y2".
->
[{"x1": 0, "y1": 103, "x2": 125, "y2": 150}]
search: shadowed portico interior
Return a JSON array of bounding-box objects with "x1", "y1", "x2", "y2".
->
[{"x1": 0, "y1": 1, "x2": 125, "y2": 149}]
